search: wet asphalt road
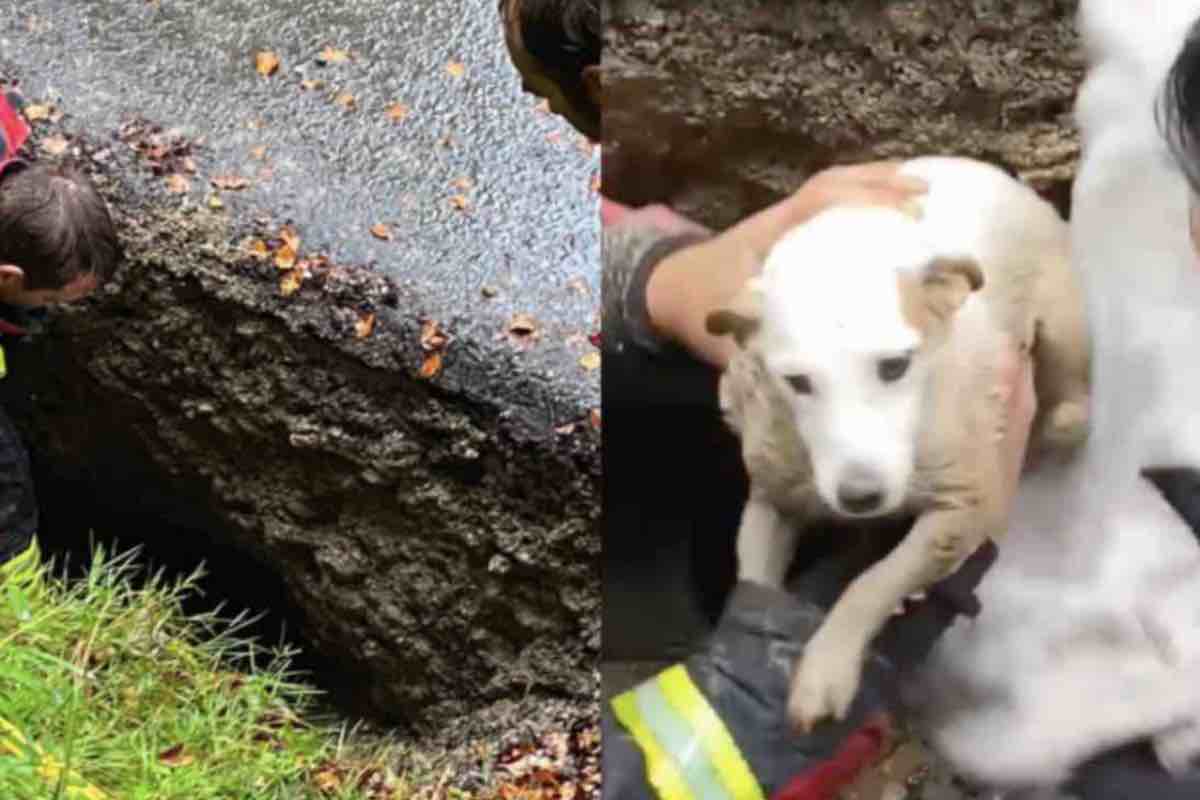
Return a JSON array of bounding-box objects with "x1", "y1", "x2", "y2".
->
[{"x1": 0, "y1": 0, "x2": 600, "y2": 420}]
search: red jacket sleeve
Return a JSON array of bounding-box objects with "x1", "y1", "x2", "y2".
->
[{"x1": 0, "y1": 91, "x2": 30, "y2": 172}]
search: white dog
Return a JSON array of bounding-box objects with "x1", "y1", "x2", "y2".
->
[
  {"x1": 706, "y1": 155, "x2": 1092, "y2": 733},
  {"x1": 908, "y1": 0, "x2": 1200, "y2": 791}
]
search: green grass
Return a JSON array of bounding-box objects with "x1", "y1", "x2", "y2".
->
[{"x1": 0, "y1": 542, "x2": 406, "y2": 800}]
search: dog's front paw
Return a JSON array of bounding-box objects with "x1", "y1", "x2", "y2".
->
[
  {"x1": 787, "y1": 630, "x2": 864, "y2": 733},
  {"x1": 1041, "y1": 399, "x2": 1090, "y2": 453},
  {"x1": 1154, "y1": 720, "x2": 1200, "y2": 777}
]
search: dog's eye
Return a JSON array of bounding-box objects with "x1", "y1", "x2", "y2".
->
[
  {"x1": 785, "y1": 374, "x2": 813, "y2": 395},
  {"x1": 877, "y1": 356, "x2": 911, "y2": 383}
]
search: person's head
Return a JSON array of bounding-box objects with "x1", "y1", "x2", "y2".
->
[
  {"x1": 499, "y1": 0, "x2": 601, "y2": 141},
  {"x1": 0, "y1": 162, "x2": 120, "y2": 308},
  {"x1": 1160, "y1": 17, "x2": 1200, "y2": 252}
]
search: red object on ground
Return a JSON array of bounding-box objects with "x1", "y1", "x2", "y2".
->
[
  {"x1": 0, "y1": 92, "x2": 30, "y2": 173},
  {"x1": 771, "y1": 714, "x2": 894, "y2": 800}
]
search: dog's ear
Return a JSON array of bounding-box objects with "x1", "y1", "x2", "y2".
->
[
  {"x1": 705, "y1": 277, "x2": 764, "y2": 347},
  {"x1": 922, "y1": 256, "x2": 984, "y2": 320}
]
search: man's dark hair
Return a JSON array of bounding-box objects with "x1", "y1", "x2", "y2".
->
[
  {"x1": 502, "y1": 0, "x2": 600, "y2": 118},
  {"x1": 516, "y1": 0, "x2": 599, "y2": 81},
  {"x1": 0, "y1": 162, "x2": 121, "y2": 291},
  {"x1": 1159, "y1": 17, "x2": 1200, "y2": 196}
]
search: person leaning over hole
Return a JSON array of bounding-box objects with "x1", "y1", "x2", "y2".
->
[
  {"x1": 0, "y1": 89, "x2": 122, "y2": 585},
  {"x1": 498, "y1": 0, "x2": 601, "y2": 142}
]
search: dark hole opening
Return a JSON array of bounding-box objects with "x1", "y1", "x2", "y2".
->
[{"x1": 29, "y1": 464, "x2": 363, "y2": 718}]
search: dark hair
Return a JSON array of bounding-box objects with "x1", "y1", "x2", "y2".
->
[
  {"x1": 502, "y1": 0, "x2": 600, "y2": 120},
  {"x1": 518, "y1": 0, "x2": 599, "y2": 80},
  {"x1": 1159, "y1": 17, "x2": 1200, "y2": 196},
  {"x1": 0, "y1": 162, "x2": 121, "y2": 290}
]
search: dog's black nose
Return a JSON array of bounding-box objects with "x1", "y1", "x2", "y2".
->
[{"x1": 837, "y1": 472, "x2": 884, "y2": 514}]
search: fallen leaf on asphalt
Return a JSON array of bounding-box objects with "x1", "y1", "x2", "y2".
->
[
  {"x1": 589, "y1": 172, "x2": 601, "y2": 193},
  {"x1": 369, "y1": 223, "x2": 392, "y2": 241},
  {"x1": 446, "y1": 61, "x2": 466, "y2": 78},
  {"x1": 207, "y1": 194, "x2": 225, "y2": 210},
  {"x1": 481, "y1": 286, "x2": 498, "y2": 299},
  {"x1": 274, "y1": 244, "x2": 298, "y2": 270},
  {"x1": 508, "y1": 313, "x2": 538, "y2": 337},
  {"x1": 334, "y1": 92, "x2": 356, "y2": 110},
  {"x1": 419, "y1": 319, "x2": 448, "y2": 351},
  {"x1": 354, "y1": 312, "x2": 376, "y2": 339},
  {"x1": 279, "y1": 224, "x2": 300, "y2": 253},
  {"x1": 588, "y1": 331, "x2": 601, "y2": 348},
  {"x1": 211, "y1": 175, "x2": 250, "y2": 190},
  {"x1": 158, "y1": 744, "x2": 195, "y2": 767},
  {"x1": 589, "y1": 408, "x2": 601, "y2": 430},
  {"x1": 249, "y1": 145, "x2": 268, "y2": 160},
  {"x1": 419, "y1": 351, "x2": 443, "y2": 379},
  {"x1": 182, "y1": 156, "x2": 197, "y2": 174},
  {"x1": 451, "y1": 176, "x2": 474, "y2": 191},
  {"x1": 255, "y1": 51, "x2": 281, "y2": 77},
  {"x1": 579, "y1": 352, "x2": 601, "y2": 371},
  {"x1": 22, "y1": 103, "x2": 53, "y2": 122},
  {"x1": 449, "y1": 194, "x2": 470, "y2": 211},
  {"x1": 246, "y1": 239, "x2": 270, "y2": 259},
  {"x1": 317, "y1": 46, "x2": 350, "y2": 64},
  {"x1": 164, "y1": 173, "x2": 190, "y2": 193},
  {"x1": 300, "y1": 79, "x2": 325, "y2": 91},
  {"x1": 385, "y1": 102, "x2": 409, "y2": 122},
  {"x1": 40, "y1": 134, "x2": 68, "y2": 155},
  {"x1": 280, "y1": 269, "x2": 304, "y2": 296}
]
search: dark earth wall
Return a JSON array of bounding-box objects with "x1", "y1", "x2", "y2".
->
[{"x1": 602, "y1": 0, "x2": 1083, "y2": 228}]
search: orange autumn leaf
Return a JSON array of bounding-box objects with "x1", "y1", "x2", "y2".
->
[
  {"x1": 589, "y1": 408, "x2": 601, "y2": 430},
  {"x1": 280, "y1": 269, "x2": 304, "y2": 296},
  {"x1": 354, "y1": 312, "x2": 376, "y2": 339},
  {"x1": 246, "y1": 239, "x2": 270, "y2": 259},
  {"x1": 446, "y1": 61, "x2": 466, "y2": 78},
  {"x1": 22, "y1": 103, "x2": 53, "y2": 122},
  {"x1": 419, "y1": 351, "x2": 443, "y2": 379},
  {"x1": 313, "y1": 766, "x2": 343, "y2": 793},
  {"x1": 449, "y1": 194, "x2": 470, "y2": 211},
  {"x1": 300, "y1": 78, "x2": 325, "y2": 91},
  {"x1": 419, "y1": 319, "x2": 448, "y2": 351},
  {"x1": 211, "y1": 175, "x2": 250, "y2": 190},
  {"x1": 334, "y1": 92, "x2": 356, "y2": 110},
  {"x1": 508, "y1": 313, "x2": 538, "y2": 336},
  {"x1": 158, "y1": 744, "x2": 195, "y2": 767},
  {"x1": 450, "y1": 176, "x2": 474, "y2": 191},
  {"x1": 369, "y1": 223, "x2": 392, "y2": 241},
  {"x1": 249, "y1": 145, "x2": 268, "y2": 160},
  {"x1": 255, "y1": 51, "x2": 280, "y2": 77},
  {"x1": 40, "y1": 134, "x2": 68, "y2": 155},
  {"x1": 164, "y1": 173, "x2": 190, "y2": 194},
  {"x1": 317, "y1": 45, "x2": 350, "y2": 64},
  {"x1": 279, "y1": 224, "x2": 300, "y2": 253},
  {"x1": 274, "y1": 244, "x2": 298, "y2": 270},
  {"x1": 385, "y1": 102, "x2": 409, "y2": 122}
]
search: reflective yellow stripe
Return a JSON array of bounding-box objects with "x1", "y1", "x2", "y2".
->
[
  {"x1": 611, "y1": 689, "x2": 696, "y2": 800},
  {"x1": 0, "y1": 343, "x2": 8, "y2": 379},
  {"x1": 656, "y1": 665, "x2": 766, "y2": 800}
]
